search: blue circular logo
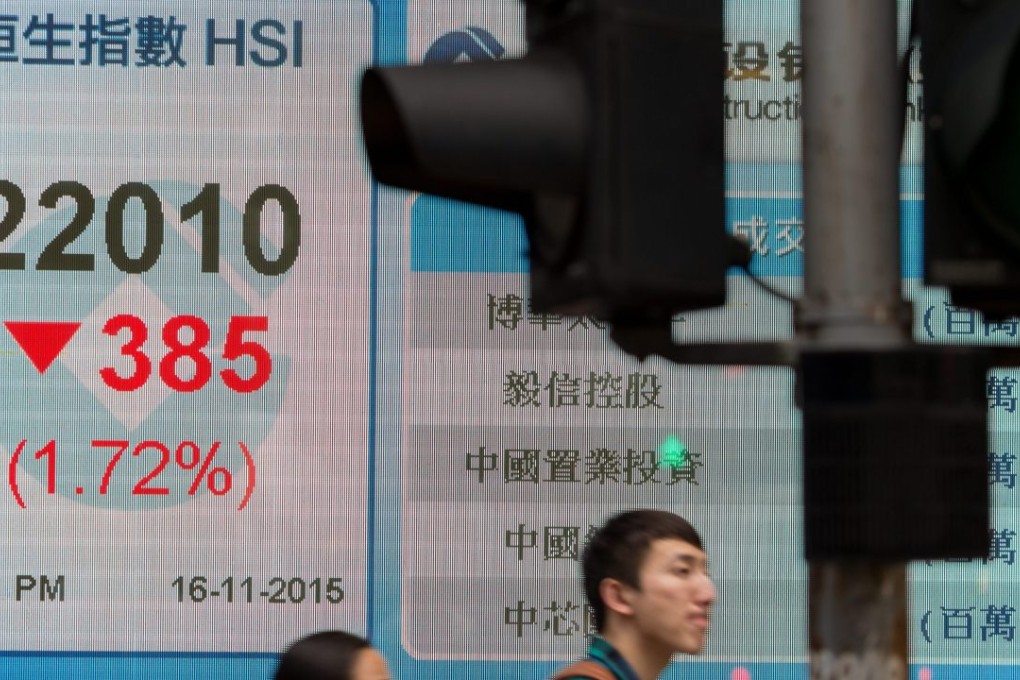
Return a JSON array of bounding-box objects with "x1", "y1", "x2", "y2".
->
[{"x1": 423, "y1": 26, "x2": 505, "y2": 64}]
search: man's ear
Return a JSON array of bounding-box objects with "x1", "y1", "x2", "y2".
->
[{"x1": 599, "y1": 577, "x2": 636, "y2": 619}]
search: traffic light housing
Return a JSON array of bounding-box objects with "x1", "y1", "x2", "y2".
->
[
  {"x1": 360, "y1": 0, "x2": 727, "y2": 325},
  {"x1": 800, "y1": 346, "x2": 990, "y2": 559},
  {"x1": 922, "y1": 0, "x2": 1020, "y2": 318}
]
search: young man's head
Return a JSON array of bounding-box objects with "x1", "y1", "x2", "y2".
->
[{"x1": 582, "y1": 509, "x2": 716, "y2": 657}]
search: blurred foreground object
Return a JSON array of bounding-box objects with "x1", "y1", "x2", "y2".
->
[
  {"x1": 922, "y1": 0, "x2": 1020, "y2": 318},
  {"x1": 360, "y1": 0, "x2": 727, "y2": 326}
]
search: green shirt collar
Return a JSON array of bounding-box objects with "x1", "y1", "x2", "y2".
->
[{"x1": 587, "y1": 635, "x2": 642, "y2": 680}]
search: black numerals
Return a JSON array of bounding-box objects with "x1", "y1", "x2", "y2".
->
[
  {"x1": 0, "y1": 181, "x2": 301, "y2": 276},
  {"x1": 37, "y1": 181, "x2": 95, "y2": 272}
]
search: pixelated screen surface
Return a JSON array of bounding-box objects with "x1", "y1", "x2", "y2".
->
[{"x1": 0, "y1": 2, "x2": 1014, "y2": 679}]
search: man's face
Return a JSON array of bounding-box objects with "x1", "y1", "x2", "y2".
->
[
  {"x1": 627, "y1": 537, "x2": 716, "y2": 655},
  {"x1": 350, "y1": 648, "x2": 392, "y2": 680}
]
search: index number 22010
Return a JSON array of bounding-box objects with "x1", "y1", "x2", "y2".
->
[{"x1": 0, "y1": 181, "x2": 301, "y2": 276}]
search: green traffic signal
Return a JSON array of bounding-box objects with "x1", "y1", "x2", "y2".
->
[{"x1": 658, "y1": 434, "x2": 688, "y2": 469}]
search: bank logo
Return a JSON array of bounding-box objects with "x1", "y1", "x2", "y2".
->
[{"x1": 423, "y1": 26, "x2": 504, "y2": 64}]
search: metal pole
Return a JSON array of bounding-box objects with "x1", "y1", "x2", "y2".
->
[
  {"x1": 801, "y1": 0, "x2": 909, "y2": 348},
  {"x1": 801, "y1": 1, "x2": 911, "y2": 678}
]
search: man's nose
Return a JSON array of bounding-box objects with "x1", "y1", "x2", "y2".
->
[{"x1": 698, "y1": 574, "x2": 717, "y2": 605}]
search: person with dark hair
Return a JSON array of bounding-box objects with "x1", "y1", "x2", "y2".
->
[
  {"x1": 274, "y1": 630, "x2": 392, "y2": 680},
  {"x1": 552, "y1": 509, "x2": 716, "y2": 680}
]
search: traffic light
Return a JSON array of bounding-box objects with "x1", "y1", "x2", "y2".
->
[
  {"x1": 800, "y1": 346, "x2": 990, "y2": 559},
  {"x1": 360, "y1": 0, "x2": 727, "y2": 326},
  {"x1": 922, "y1": 0, "x2": 1020, "y2": 318}
]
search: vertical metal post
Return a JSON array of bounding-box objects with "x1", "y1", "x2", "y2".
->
[
  {"x1": 801, "y1": 0, "x2": 909, "y2": 348},
  {"x1": 801, "y1": 1, "x2": 911, "y2": 678}
]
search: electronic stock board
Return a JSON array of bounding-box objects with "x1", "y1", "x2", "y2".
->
[{"x1": 0, "y1": 2, "x2": 1015, "y2": 679}]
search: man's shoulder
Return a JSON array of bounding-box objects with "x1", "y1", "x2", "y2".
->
[{"x1": 550, "y1": 659, "x2": 618, "y2": 680}]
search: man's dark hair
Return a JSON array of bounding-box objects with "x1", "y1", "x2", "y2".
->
[
  {"x1": 582, "y1": 509, "x2": 704, "y2": 632},
  {"x1": 274, "y1": 630, "x2": 371, "y2": 680}
]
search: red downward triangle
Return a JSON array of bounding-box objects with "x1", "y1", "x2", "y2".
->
[{"x1": 4, "y1": 321, "x2": 82, "y2": 374}]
